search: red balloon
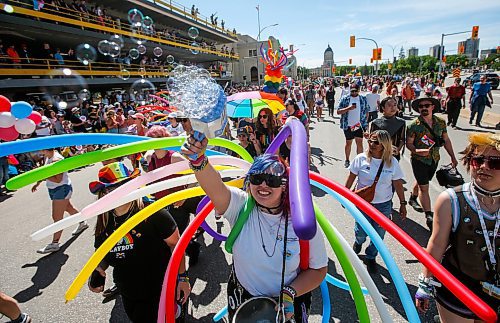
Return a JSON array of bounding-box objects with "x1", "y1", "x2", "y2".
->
[
  {"x1": 0, "y1": 126, "x2": 19, "y2": 141},
  {"x1": 0, "y1": 95, "x2": 11, "y2": 112},
  {"x1": 27, "y1": 111, "x2": 42, "y2": 125}
]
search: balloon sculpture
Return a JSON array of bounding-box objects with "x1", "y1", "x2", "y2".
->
[
  {"x1": 1, "y1": 64, "x2": 497, "y2": 323},
  {"x1": 260, "y1": 36, "x2": 297, "y2": 94},
  {"x1": 0, "y1": 95, "x2": 42, "y2": 141}
]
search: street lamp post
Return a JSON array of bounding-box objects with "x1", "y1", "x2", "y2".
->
[
  {"x1": 356, "y1": 37, "x2": 379, "y2": 75},
  {"x1": 438, "y1": 30, "x2": 469, "y2": 74}
]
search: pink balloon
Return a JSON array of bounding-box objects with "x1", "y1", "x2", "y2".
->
[
  {"x1": 27, "y1": 111, "x2": 43, "y2": 125},
  {"x1": 0, "y1": 95, "x2": 11, "y2": 113},
  {"x1": 0, "y1": 126, "x2": 19, "y2": 141}
]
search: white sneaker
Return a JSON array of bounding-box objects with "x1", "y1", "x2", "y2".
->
[
  {"x1": 37, "y1": 242, "x2": 60, "y2": 254},
  {"x1": 72, "y1": 221, "x2": 89, "y2": 236}
]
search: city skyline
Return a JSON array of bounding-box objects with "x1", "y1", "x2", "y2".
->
[{"x1": 187, "y1": 0, "x2": 499, "y2": 67}]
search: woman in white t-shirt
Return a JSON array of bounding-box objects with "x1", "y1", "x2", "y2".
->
[
  {"x1": 31, "y1": 148, "x2": 87, "y2": 254},
  {"x1": 181, "y1": 135, "x2": 328, "y2": 322},
  {"x1": 344, "y1": 130, "x2": 407, "y2": 272}
]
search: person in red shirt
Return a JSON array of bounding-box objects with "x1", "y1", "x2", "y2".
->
[
  {"x1": 401, "y1": 83, "x2": 415, "y2": 115},
  {"x1": 445, "y1": 78, "x2": 466, "y2": 128},
  {"x1": 6, "y1": 45, "x2": 21, "y2": 67}
]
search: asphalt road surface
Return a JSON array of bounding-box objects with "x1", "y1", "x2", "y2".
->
[{"x1": 0, "y1": 85, "x2": 498, "y2": 323}]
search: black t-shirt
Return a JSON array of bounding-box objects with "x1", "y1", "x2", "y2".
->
[
  {"x1": 70, "y1": 114, "x2": 86, "y2": 132},
  {"x1": 233, "y1": 142, "x2": 257, "y2": 158},
  {"x1": 370, "y1": 115, "x2": 406, "y2": 148},
  {"x1": 94, "y1": 208, "x2": 177, "y2": 300}
]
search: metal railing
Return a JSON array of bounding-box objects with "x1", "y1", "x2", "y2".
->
[
  {"x1": 0, "y1": 57, "x2": 223, "y2": 78},
  {"x1": 147, "y1": 0, "x2": 238, "y2": 39},
  {"x1": 0, "y1": 1, "x2": 239, "y2": 59}
]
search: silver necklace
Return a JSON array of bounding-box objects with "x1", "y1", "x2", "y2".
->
[{"x1": 256, "y1": 209, "x2": 282, "y2": 258}]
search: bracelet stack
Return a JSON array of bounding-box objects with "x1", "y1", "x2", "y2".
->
[
  {"x1": 189, "y1": 155, "x2": 208, "y2": 172},
  {"x1": 178, "y1": 272, "x2": 189, "y2": 283}
]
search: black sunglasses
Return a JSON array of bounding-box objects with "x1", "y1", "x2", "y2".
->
[
  {"x1": 368, "y1": 139, "x2": 381, "y2": 145},
  {"x1": 259, "y1": 114, "x2": 268, "y2": 119},
  {"x1": 177, "y1": 118, "x2": 188, "y2": 123},
  {"x1": 418, "y1": 103, "x2": 433, "y2": 109},
  {"x1": 248, "y1": 173, "x2": 285, "y2": 188},
  {"x1": 350, "y1": 89, "x2": 359, "y2": 92},
  {"x1": 470, "y1": 155, "x2": 500, "y2": 170}
]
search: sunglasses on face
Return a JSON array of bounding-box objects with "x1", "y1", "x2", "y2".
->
[
  {"x1": 418, "y1": 103, "x2": 433, "y2": 109},
  {"x1": 368, "y1": 139, "x2": 381, "y2": 145},
  {"x1": 470, "y1": 155, "x2": 500, "y2": 170},
  {"x1": 248, "y1": 173, "x2": 285, "y2": 188},
  {"x1": 177, "y1": 118, "x2": 188, "y2": 123},
  {"x1": 259, "y1": 114, "x2": 268, "y2": 119},
  {"x1": 350, "y1": 90, "x2": 359, "y2": 93}
]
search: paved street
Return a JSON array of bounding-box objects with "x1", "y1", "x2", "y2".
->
[{"x1": 0, "y1": 87, "x2": 498, "y2": 323}]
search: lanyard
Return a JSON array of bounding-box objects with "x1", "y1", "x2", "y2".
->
[{"x1": 470, "y1": 186, "x2": 500, "y2": 267}]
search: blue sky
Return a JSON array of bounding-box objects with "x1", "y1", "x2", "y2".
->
[{"x1": 186, "y1": 0, "x2": 499, "y2": 67}]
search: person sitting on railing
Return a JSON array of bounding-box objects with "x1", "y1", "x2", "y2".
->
[
  {"x1": 230, "y1": 48, "x2": 235, "y2": 56},
  {"x1": 191, "y1": 5, "x2": 195, "y2": 16},
  {"x1": 221, "y1": 20, "x2": 225, "y2": 30},
  {"x1": 232, "y1": 28, "x2": 237, "y2": 34}
]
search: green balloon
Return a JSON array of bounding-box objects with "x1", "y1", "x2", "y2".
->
[
  {"x1": 6, "y1": 137, "x2": 253, "y2": 190},
  {"x1": 225, "y1": 196, "x2": 255, "y2": 254},
  {"x1": 314, "y1": 204, "x2": 370, "y2": 323}
]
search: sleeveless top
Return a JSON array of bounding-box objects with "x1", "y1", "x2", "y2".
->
[
  {"x1": 444, "y1": 183, "x2": 499, "y2": 282},
  {"x1": 148, "y1": 151, "x2": 186, "y2": 200}
]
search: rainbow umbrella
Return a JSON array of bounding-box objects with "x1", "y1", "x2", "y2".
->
[{"x1": 226, "y1": 91, "x2": 285, "y2": 118}]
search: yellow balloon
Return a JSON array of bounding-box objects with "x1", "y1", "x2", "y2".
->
[{"x1": 65, "y1": 179, "x2": 244, "y2": 302}]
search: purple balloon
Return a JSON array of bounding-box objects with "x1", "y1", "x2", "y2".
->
[
  {"x1": 265, "y1": 119, "x2": 316, "y2": 240},
  {"x1": 197, "y1": 195, "x2": 227, "y2": 241}
]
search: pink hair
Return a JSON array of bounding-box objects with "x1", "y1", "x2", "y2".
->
[{"x1": 146, "y1": 125, "x2": 171, "y2": 138}]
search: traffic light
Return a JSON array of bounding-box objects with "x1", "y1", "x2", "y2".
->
[
  {"x1": 350, "y1": 36, "x2": 355, "y2": 48},
  {"x1": 377, "y1": 48, "x2": 382, "y2": 60},
  {"x1": 372, "y1": 49, "x2": 377, "y2": 60},
  {"x1": 472, "y1": 26, "x2": 479, "y2": 40},
  {"x1": 388, "y1": 63, "x2": 393, "y2": 70},
  {"x1": 349, "y1": 58, "x2": 352, "y2": 64},
  {"x1": 370, "y1": 58, "x2": 373, "y2": 63},
  {"x1": 443, "y1": 55, "x2": 447, "y2": 63},
  {"x1": 458, "y1": 43, "x2": 465, "y2": 54},
  {"x1": 331, "y1": 65, "x2": 336, "y2": 73}
]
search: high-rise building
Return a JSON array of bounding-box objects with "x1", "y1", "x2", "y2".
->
[
  {"x1": 407, "y1": 47, "x2": 418, "y2": 57},
  {"x1": 458, "y1": 38, "x2": 480, "y2": 59},
  {"x1": 429, "y1": 45, "x2": 444, "y2": 59}
]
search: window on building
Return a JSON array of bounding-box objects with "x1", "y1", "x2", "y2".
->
[{"x1": 248, "y1": 49, "x2": 257, "y2": 57}]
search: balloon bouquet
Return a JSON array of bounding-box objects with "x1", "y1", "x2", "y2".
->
[
  {"x1": 260, "y1": 36, "x2": 297, "y2": 94},
  {"x1": 0, "y1": 95, "x2": 43, "y2": 141},
  {"x1": 0, "y1": 63, "x2": 498, "y2": 323}
]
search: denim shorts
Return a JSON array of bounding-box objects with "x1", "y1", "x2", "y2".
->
[{"x1": 48, "y1": 184, "x2": 73, "y2": 200}]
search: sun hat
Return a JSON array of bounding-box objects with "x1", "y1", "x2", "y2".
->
[
  {"x1": 89, "y1": 162, "x2": 141, "y2": 194},
  {"x1": 168, "y1": 112, "x2": 177, "y2": 119},
  {"x1": 131, "y1": 113, "x2": 145, "y2": 120},
  {"x1": 411, "y1": 97, "x2": 441, "y2": 114}
]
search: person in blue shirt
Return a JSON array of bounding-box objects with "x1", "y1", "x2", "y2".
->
[{"x1": 469, "y1": 75, "x2": 494, "y2": 127}]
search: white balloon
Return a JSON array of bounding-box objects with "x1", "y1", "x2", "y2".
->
[
  {"x1": 0, "y1": 112, "x2": 16, "y2": 128},
  {"x1": 14, "y1": 118, "x2": 36, "y2": 134}
]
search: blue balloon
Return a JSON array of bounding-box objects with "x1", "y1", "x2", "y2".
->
[{"x1": 10, "y1": 101, "x2": 33, "y2": 119}]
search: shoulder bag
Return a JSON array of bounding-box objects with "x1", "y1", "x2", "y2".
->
[{"x1": 354, "y1": 161, "x2": 384, "y2": 203}]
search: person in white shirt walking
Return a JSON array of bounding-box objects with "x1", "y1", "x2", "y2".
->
[
  {"x1": 365, "y1": 85, "x2": 380, "y2": 122},
  {"x1": 31, "y1": 148, "x2": 87, "y2": 253}
]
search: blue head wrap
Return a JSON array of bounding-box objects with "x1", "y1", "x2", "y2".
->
[{"x1": 243, "y1": 154, "x2": 286, "y2": 190}]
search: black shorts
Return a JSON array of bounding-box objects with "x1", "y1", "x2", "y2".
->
[
  {"x1": 343, "y1": 128, "x2": 364, "y2": 140},
  {"x1": 411, "y1": 158, "x2": 438, "y2": 185},
  {"x1": 435, "y1": 262, "x2": 500, "y2": 319}
]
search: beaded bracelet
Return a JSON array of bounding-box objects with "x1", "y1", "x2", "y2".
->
[
  {"x1": 189, "y1": 156, "x2": 208, "y2": 172},
  {"x1": 282, "y1": 285, "x2": 297, "y2": 299}
]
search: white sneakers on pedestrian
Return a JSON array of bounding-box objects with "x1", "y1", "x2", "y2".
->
[
  {"x1": 37, "y1": 242, "x2": 60, "y2": 254},
  {"x1": 71, "y1": 221, "x2": 89, "y2": 236}
]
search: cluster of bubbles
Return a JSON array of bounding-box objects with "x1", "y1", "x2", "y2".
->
[
  {"x1": 187, "y1": 27, "x2": 200, "y2": 55},
  {"x1": 75, "y1": 43, "x2": 97, "y2": 65},
  {"x1": 168, "y1": 65, "x2": 222, "y2": 119},
  {"x1": 96, "y1": 34, "x2": 125, "y2": 58}
]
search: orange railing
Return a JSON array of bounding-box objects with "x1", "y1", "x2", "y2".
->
[
  {"x1": 0, "y1": 57, "x2": 222, "y2": 78},
  {"x1": 0, "y1": 1, "x2": 238, "y2": 59}
]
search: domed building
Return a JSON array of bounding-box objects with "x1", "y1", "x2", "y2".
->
[{"x1": 310, "y1": 44, "x2": 336, "y2": 78}]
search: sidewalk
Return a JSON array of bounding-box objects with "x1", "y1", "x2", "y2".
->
[{"x1": 459, "y1": 107, "x2": 500, "y2": 127}]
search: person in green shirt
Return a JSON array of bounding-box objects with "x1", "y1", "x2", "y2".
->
[{"x1": 406, "y1": 97, "x2": 458, "y2": 230}]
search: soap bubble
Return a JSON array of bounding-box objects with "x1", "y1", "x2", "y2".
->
[
  {"x1": 76, "y1": 43, "x2": 97, "y2": 63},
  {"x1": 129, "y1": 79, "x2": 156, "y2": 99},
  {"x1": 78, "y1": 89, "x2": 91, "y2": 101},
  {"x1": 108, "y1": 42, "x2": 121, "y2": 58},
  {"x1": 109, "y1": 34, "x2": 124, "y2": 48},
  {"x1": 142, "y1": 16, "x2": 154, "y2": 28},
  {"x1": 3, "y1": 4, "x2": 14, "y2": 13},
  {"x1": 120, "y1": 69, "x2": 130, "y2": 80},
  {"x1": 138, "y1": 67, "x2": 147, "y2": 77},
  {"x1": 40, "y1": 69, "x2": 87, "y2": 110},
  {"x1": 166, "y1": 55, "x2": 175, "y2": 64},
  {"x1": 137, "y1": 44, "x2": 147, "y2": 55},
  {"x1": 190, "y1": 42, "x2": 200, "y2": 55},
  {"x1": 127, "y1": 9, "x2": 144, "y2": 27},
  {"x1": 129, "y1": 48, "x2": 140, "y2": 59},
  {"x1": 168, "y1": 65, "x2": 223, "y2": 120},
  {"x1": 130, "y1": 28, "x2": 147, "y2": 45},
  {"x1": 153, "y1": 47, "x2": 163, "y2": 57},
  {"x1": 187, "y1": 27, "x2": 199, "y2": 39},
  {"x1": 97, "y1": 40, "x2": 111, "y2": 55}
]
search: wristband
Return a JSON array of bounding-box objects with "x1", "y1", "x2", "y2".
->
[
  {"x1": 282, "y1": 285, "x2": 297, "y2": 298},
  {"x1": 400, "y1": 201, "x2": 407, "y2": 205},
  {"x1": 189, "y1": 156, "x2": 208, "y2": 172},
  {"x1": 178, "y1": 276, "x2": 190, "y2": 283}
]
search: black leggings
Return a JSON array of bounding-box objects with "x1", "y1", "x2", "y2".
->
[{"x1": 122, "y1": 293, "x2": 187, "y2": 322}]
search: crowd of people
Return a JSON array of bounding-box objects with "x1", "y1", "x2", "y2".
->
[{"x1": 0, "y1": 71, "x2": 498, "y2": 323}]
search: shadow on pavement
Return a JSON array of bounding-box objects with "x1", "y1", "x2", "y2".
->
[
  {"x1": 109, "y1": 295, "x2": 131, "y2": 323},
  {"x1": 392, "y1": 210, "x2": 431, "y2": 248},
  {"x1": 455, "y1": 125, "x2": 496, "y2": 133},
  {"x1": 311, "y1": 147, "x2": 341, "y2": 167},
  {"x1": 14, "y1": 234, "x2": 79, "y2": 303}
]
